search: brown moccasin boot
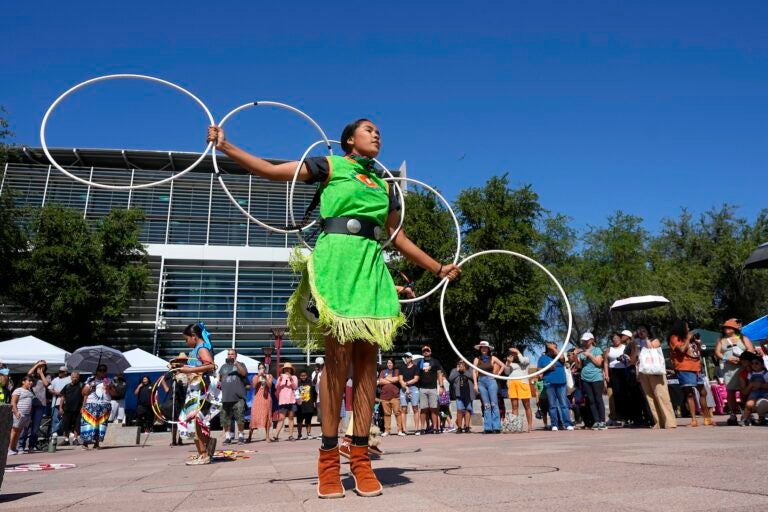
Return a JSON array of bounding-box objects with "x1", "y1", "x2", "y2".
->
[
  {"x1": 349, "y1": 445, "x2": 383, "y2": 497},
  {"x1": 317, "y1": 447, "x2": 345, "y2": 499}
]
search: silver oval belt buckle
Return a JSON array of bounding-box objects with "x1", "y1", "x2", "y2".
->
[
  {"x1": 373, "y1": 226, "x2": 381, "y2": 239},
  {"x1": 346, "y1": 218, "x2": 362, "y2": 234}
]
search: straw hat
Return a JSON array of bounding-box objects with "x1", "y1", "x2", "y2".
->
[
  {"x1": 281, "y1": 362, "x2": 295, "y2": 373},
  {"x1": 170, "y1": 352, "x2": 189, "y2": 364},
  {"x1": 474, "y1": 340, "x2": 494, "y2": 351}
]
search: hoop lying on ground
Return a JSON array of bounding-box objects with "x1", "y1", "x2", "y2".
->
[
  {"x1": 213, "y1": 101, "x2": 332, "y2": 235},
  {"x1": 40, "y1": 74, "x2": 214, "y2": 190},
  {"x1": 439, "y1": 249, "x2": 573, "y2": 380},
  {"x1": 383, "y1": 177, "x2": 461, "y2": 304},
  {"x1": 287, "y1": 140, "x2": 405, "y2": 251}
]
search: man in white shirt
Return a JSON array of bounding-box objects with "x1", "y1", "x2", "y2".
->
[
  {"x1": 311, "y1": 357, "x2": 324, "y2": 426},
  {"x1": 48, "y1": 366, "x2": 71, "y2": 435}
]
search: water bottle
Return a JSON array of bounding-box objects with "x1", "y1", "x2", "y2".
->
[{"x1": 48, "y1": 433, "x2": 57, "y2": 453}]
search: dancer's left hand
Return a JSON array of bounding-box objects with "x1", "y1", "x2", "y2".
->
[{"x1": 438, "y1": 263, "x2": 461, "y2": 281}]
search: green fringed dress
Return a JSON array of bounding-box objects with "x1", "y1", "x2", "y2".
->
[{"x1": 287, "y1": 154, "x2": 405, "y2": 350}]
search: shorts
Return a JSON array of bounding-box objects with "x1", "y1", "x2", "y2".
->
[
  {"x1": 278, "y1": 403, "x2": 297, "y2": 414},
  {"x1": 296, "y1": 410, "x2": 313, "y2": 425},
  {"x1": 220, "y1": 400, "x2": 245, "y2": 427},
  {"x1": 61, "y1": 410, "x2": 81, "y2": 433},
  {"x1": 508, "y1": 380, "x2": 532, "y2": 399},
  {"x1": 400, "y1": 386, "x2": 420, "y2": 407},
  {"x1": 676, "y1": 371, "x2": 704, "y2": 388},
  {"x1": 419, "y1": 388, "x2": 438, "y2": 409},
  {"x1": 439, "y1": 404, "x2": 452, "y2": 419},
  {"x1": 13, "y1": 414, "x2": 31, "y2": 430},
  {"x1": 455, "y1": 398, "x2": 473, "y2": 413},
  {"x1": 755, "y1": 398, "x2": 768, "y2": 416}
]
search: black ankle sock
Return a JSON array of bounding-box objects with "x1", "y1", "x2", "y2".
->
[
  {"x1": 351, "y1": 435, "x2": 369, "y2": 447},
  {"x1": 321, "y1": 436, "x2": 338, "y2": 450}
]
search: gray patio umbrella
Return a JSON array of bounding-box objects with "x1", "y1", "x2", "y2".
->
[
  {"x1": 744, "y1": 242, "x2": 768, "y2": 270},
  {"x1": 66, "y1": 345, "x2": 131, "y2": 374}
]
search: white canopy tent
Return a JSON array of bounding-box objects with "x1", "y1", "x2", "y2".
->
[
  {"x1": 213, "y1": 350, "x2": 260, "y2": 373},
  {"x1": 122, "y1": 348, "x2": 168, "y2": 374},
  {"x1": 0, "y1": 336, "x2": 70, "y2": 372}
]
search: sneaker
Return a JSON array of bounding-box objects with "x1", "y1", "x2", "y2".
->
[
  {"x1": 415, "y1": 430, "x2": 423, "y2": 436},
  {"x1": 381, "y1": 432, "x2": 389, "y2": 437},
  {"x1": 237, "y1": 435, "x2": 244, "y2": 445},
  {"x1": 551, "y1": 426, "x2": 559, "y2": 432},
  {"x1": 597, "y1": 422, "x2": 608, "y2": 430},
  {"x1": 741, "y1": 417, "x2": 753, "y2": 427},
  {"x1": 397, "y1": 431, "x2": 407, "y2": 437},
  {"x1": 463, "y1": 427, "x2": 471, "y2": 433},
  {"x1": 727, "y1": 416, "x2": 738, "y2": 426},
  {"x1": 7, "y1": 450, "x2": 18, "y2": 456},
  {"x1": 186, "y1": 455, "x2": 211, "y2": 465},
  {"x1": 223, "y1": 437, "x2": 232, "y2": 445},
  {"x1": 566, "y1": 425, "x2": 575, "y2": 431},
  {"x1": 445, "y1": 427, "x2": 457, "y2": 433}
]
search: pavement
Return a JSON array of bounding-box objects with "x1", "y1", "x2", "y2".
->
[{"x1": 2, "y1": 417, "x2": 768, "y2": 511}]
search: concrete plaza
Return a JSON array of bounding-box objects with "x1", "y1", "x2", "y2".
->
[{"x1": 2, "y1": 419, "x2": 767, "y2": 511}]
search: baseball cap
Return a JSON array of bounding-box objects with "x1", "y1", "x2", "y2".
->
[
  {"x1": 621, "y1": 330, "x2": 633, "y2": 338},
  {"x1": 0, "y1": 368, "x2": 9, "y2": 376},
  {"x1": 59, "y1": 366, "x2": 68, "y2": 372},
  {"x1": 580, "y1": 332, "x2": 595, "y2": 342},
  {"x1": 315, "y1": 357, "x2": 325, "y2": 365}
]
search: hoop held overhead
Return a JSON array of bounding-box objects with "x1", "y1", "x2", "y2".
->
[
  {"x1": 439, "y1": 249, "x2": 573, "y2": 380},
  {"x1": 40, "y1": 74, "x2": 214, "y2": 190}
]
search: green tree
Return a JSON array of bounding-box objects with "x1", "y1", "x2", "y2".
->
[
  {"x1": 0, "y1": 106, "x2": 16, "y2": 166},
  {"x1": 8, "y1": 204, "x2": 149, "y2": 351}
]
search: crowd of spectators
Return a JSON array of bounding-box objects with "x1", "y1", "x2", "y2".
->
[{"x1": 4, "y1": 318, "x2": 768, "y2": 458}]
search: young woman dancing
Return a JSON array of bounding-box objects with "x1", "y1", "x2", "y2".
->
[{"x1": 207, "y1": 119, "x2": 460, "y2": 497}]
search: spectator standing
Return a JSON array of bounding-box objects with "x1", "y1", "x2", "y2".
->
[
  {"x1": 533, "y1": 376, "x2": 549, "y2": 429},
  {"x1": 669, "y1": 320, "x2": 714, "y2": 427},
  {"x1": 0, "y1": 366, "x2": 11, "y2": 405},
  {"x1": 714, "y1": 319, "x2": 754, "y2": 425},
  {"x1": 59, "y1": 371, "x2": 83, "y2": 445},
  {"x1": 134, "y1": 376, "x2": 154, "y2": 433},
  {"x1": 377, "y1": 358, "x2": 404, "y2": 436},
  {"x1": 109, "y1": 373, "x2": 127, "y2": 424},
  {"x1": 504, "y1": 347, "x2": 533, "y2": 432},
  {"x1": 619, "y1": 329, "x2": 654, "y2": 427},
  {"x1": 160, "y1": 353, "x2": 189, "y2": 446},
  {"x1": 248, "y1": 362, "x2": 273, "y2": 442},
  {"x1": 19, "y1": 360, "x2": 50, "y2": 452},
  {"x1": 218, "y1": 349, "x2": 249, "y2": 445},
  {"x1": 448, "y1": 360, "x2": 475, "y2": 433},
  {"x1": 627, "y1": 325, "x2": 676, "y2": 428},
  {"x1": 603, "y1": 333, "x2": 630, "y2": 426},
  {"x1": 80, "y1": 364, "x2": 115, "y2": 449},
  {"x1": 437, "y1": 370, "x2": 454, "y2": 432},
  {"x1": 417, "y1": 345, "x2": 443, "y2": 434},
  {"x1": 273, "y1": 362, "x2": 298, "y2": 441},
  {"x1": 48, "y1": 366, "x2": 71, "y2": 436},
  {"x1": 398, "y1": 352, "x2": 421, "y2": 433},
  {"x1": 8, "y1": 375, "x2": 35, "y2": 455},
  {"x1": 311, "y1": 357, "x2": 324, "y2": 424},
  {"x1": 472, "y1": 341, "x2": 504, "y2": 434},
  {"x1": 297, "y1": 369, "x2": 317, "y2": 440},
  {"x1": 575, "y1": 333, "x2": 607, "y2": 430},
  {"x1": 537, "y1": 342, "x2": 574, "y2": 431}
]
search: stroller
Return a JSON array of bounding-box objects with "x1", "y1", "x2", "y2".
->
[{"x1": 34, "y1": 415, "x2": 53, "y2": 451}]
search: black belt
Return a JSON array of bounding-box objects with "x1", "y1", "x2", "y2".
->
[{"x1": 321, "y1": 217, "x2": 383, "y2": 241}]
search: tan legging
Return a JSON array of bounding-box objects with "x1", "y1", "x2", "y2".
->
[
  {"x1": 638, "y1": 373, "x2": 677, "y2": 428},
  {"x1": 380, "y1": 398, "x2": 403, "y2": 433}
]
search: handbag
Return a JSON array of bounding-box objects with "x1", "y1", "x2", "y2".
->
[
  {"x1": 565, "y1": 364, "x2": 575, "y2": 394},
  {"x1": 638, "y1": 347, "x2": 666, "y2": 375}
]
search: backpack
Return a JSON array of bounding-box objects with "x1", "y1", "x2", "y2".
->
[{"x1": 111, "y1": 379, "x2": 127, "y2": 400}]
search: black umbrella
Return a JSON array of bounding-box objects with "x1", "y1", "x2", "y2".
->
[
  {"x1": 66, "y1": 345, "x2": 131, "y2": 374},
  {"x1": 744, "y1": 242, "x2": 768, "y2": 270},
  {"x1": 610, "y1": 295, "x2": 670, "y2": 312}
]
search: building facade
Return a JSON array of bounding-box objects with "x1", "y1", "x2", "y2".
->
[{"x1": 2, "y1": 147, "x2": 402, "y2": 363}]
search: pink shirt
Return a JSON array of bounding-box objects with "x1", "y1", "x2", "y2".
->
[{"x1": 276, "y1": 374, "x2": 298, "y2": 405}]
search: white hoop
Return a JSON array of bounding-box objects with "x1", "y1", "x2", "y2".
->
[
  {"x1": 287, "y1": 140, "x2": 405, "y2": 251},
  {"x1": 40, "y1": 74, "x2": 214, "y2": 190},
  {"x1": 213, "y1": 101, "x2": 333, "y2": 235},
  {"x1": 383, "y1": 177, "x2": 461, "y2": 304},
  {"x1": 439, "y1": 249, "x2": 573, "y2": 380}
]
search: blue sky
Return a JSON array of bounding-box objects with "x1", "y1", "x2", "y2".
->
[{"x1": 4, "y1": 1, "x2": 767, "y2": 234}]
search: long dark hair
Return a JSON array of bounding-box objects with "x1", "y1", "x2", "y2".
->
[
  {"x1": 340, "y1": 118, "x2": 373, "y2": 153},
  {"x1": 669, "y1": 320, "x2": 689, "y2": 340}
]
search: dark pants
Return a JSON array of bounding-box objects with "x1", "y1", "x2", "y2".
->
[
  {"x1": 582, "y1": 380, "x2": 606, "y2": 424},
  {"x1": 136, "y1": 404, "x2": 154, "y2": 432},
  {"x1": 19, "y1": 403, "x2": 46, "y2": 450}
]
